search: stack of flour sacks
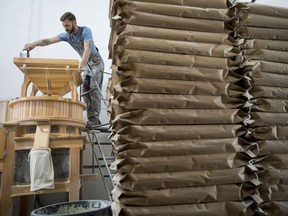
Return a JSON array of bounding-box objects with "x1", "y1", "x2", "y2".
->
[{"x1": 106, "y1": 0, "x2": 288, "y2": 215}]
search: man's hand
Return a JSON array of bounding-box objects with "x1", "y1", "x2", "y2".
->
[
  {"x1": 78, "y1": 66, "x2": 86, "y2": 73},
  {"x1": 24, "y1": 42, "x2": 36, "y2": 51}
]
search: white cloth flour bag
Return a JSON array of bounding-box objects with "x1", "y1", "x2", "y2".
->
[{"x1": 29, "y1": 148, "x2": 54, "y2": 191}]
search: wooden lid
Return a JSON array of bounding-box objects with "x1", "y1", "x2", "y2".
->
[{"x1": 14, "y1": 57, "x2": 82, "y2": 96}]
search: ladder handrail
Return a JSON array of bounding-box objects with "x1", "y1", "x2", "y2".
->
[{"x1": 86, "y1": 129, "x2": 114, "y2": 201}]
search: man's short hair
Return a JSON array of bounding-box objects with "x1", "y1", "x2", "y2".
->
[{"x1": 60, "y1": 12, "x2": 76, "y2": 21}]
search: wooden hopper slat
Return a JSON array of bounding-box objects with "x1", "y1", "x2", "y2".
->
[{"x1": 13, "y1": 57, "x2": 82, "y2": 96}]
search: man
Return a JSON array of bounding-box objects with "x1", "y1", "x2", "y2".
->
[{"x1": 24, "y1": 12, "x2": 104, "y2": 128}]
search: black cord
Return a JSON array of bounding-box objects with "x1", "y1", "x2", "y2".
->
[{"x1": 251, "y1": 0, "x2": 256, "y2": 2}]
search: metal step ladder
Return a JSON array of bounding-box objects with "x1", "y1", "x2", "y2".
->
[
  {"x1": 80, "y1": 68, "x2": 114, "y2": 201},
  {"x1": 84, "y1": 127, "x2": 114, "y2": 201}
]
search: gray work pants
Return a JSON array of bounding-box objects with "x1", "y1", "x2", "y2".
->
[{"x1": 82, "y1": 53, "x2": 104, "y2": 122}]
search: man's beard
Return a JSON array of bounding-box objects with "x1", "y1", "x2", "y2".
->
[{"x1": 69, "y1": 25, "x2": 75, "y2": 34}]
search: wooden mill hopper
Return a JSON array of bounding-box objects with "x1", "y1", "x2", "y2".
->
[
  {"x1": 9, "y1": 57, "x2": 85, "y2": 125},
  {"x1": 13, "y1": 57, "x2": 82, "y2": 97},
  {"x1": 0, "y1": 57, "x2": 86, "y2": 215}
]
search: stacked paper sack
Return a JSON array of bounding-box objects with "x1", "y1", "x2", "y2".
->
[
  {"x1": 230, "y1": 2, "x2": 288, "y2": 215},
  {"x1": 107, "y1": 0, "x2": 288, "y2": 215}
]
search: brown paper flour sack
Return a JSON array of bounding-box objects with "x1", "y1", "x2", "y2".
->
[
  {"x1": 231, "y1": 2, "x2": 288, "y2": 215},
  {"x1": 107, "y1": 0, "x2": 288, "y2": 215}
]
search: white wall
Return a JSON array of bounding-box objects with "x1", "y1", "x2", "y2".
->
[{"x1": 0, "y1": 0, "x2": 111, "y2": 101}]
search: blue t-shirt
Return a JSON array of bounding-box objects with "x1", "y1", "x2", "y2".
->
[{"x1": 57, "y1": 26, "x2": 98, "y2": 58}]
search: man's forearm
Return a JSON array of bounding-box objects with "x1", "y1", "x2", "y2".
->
[
  {"x1": 80, "y1": 48, "x2": 91, "y2": 68},
  {"x1": 33, "y1": 39, "x2": 51, "y2": 47},
  {"x1": 24, "y1": 37, "x2": 60, "y2": 51}
]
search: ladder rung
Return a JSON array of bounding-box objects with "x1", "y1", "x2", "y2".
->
[
  {"x1": 96, "y1": 142, "x2": 111, "y2": 145},
  {"x1": 83, "y1": 165, "x2": 108, "y2": 169},
  {"x1": 85, "y1": 142, "x2": 111, "y2": 145},
  {"x1": 80, "y1": 173, "x2": 97, "y2": 181},
  {"x1": 98, "y1": 157, "x2": 114, "y2": 160}
]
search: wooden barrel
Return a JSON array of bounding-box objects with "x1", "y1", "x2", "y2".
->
[{"x1": 9, "y1": 96, "x2": 86, "y2": 127}]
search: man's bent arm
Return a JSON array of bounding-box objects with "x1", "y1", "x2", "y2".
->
[{"x1": 79, "y1": 41, "x2": 92, "y2": 70}]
